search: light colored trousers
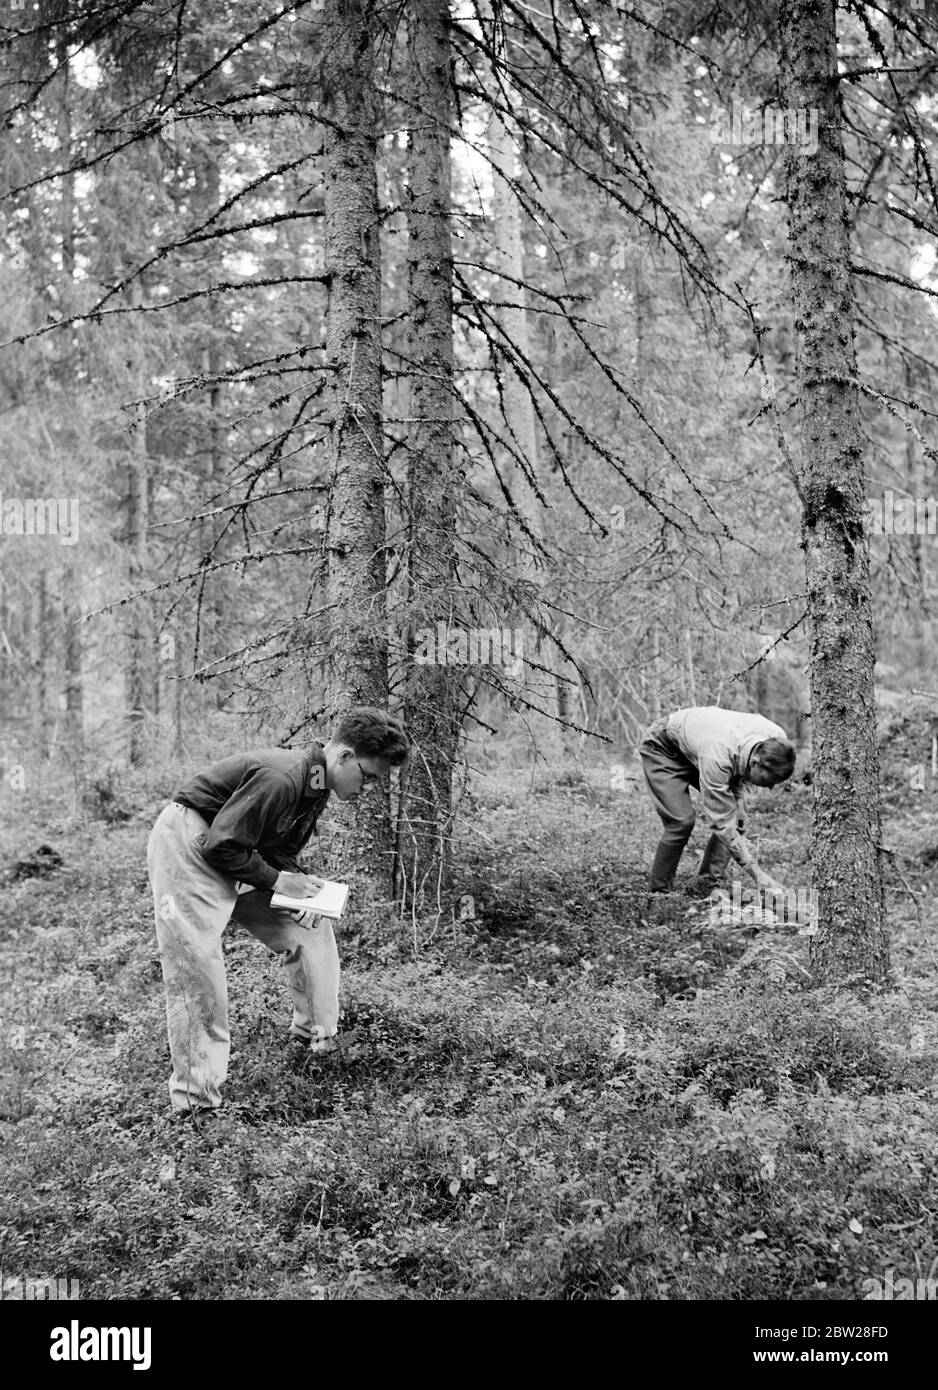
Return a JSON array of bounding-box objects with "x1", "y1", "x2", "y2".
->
[{"x1": 147, "y1": 802, "x2": 339, "y2": 1112}]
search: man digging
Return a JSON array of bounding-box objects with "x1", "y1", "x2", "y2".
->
[{"x1": 640, "y1": 705, "x2": 796, "y2": 900}]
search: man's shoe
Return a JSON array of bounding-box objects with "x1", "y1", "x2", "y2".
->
[
  {"x1": 285, "y1": 1027, "x2": 366, "y2": 1060},
  {"x1": 308, "y1": 1026, "x2": 366, "y2": 1056},
  {"x1": 171, "y1": 1105, "x2": 222, "y2": 1122},
  {"x1": 687, "y1": 875, "x2": 724, "y2": 897}
]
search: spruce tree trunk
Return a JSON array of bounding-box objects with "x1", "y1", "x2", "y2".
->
[
  {"x1": 197, "y1": 127, "x2": 226, "y2": 711},
  {"x1": 320, "y1": 0, "x2": 392, "y2": 895},
  {"x1": 650, "y1": 623, "x2": 661, "y2": 720},
  {"x1": 173, "y1": 631, "x2": 185, "y2": 758},
  {"x1": 56, "y1": 37, "x2": 84, "y2": 761},
  {"x1": 62, "y1": 573, "x2": 84, "y2": 757},
  {"x1": 779, "y1": 0, "x2": 889, "y2": 985},
  {"x1": 126, "y1": 280, "x2": 150, "y2": 767},
  {"x1": 489, "y1": 112, "x2": 538, "y2": 491},
  {"x1": 399, "y1": 0, "x2": 458, "y2": 923},
  {"x1": 127, "y1": 420, "x2": 149, "y2": 764},
  {"x1": 488, "y1": 110, "x2": 549, "y2": 704},
  {"x1": 489, "y1": 103, "x2": 578, "y2": 744},
  {"x1": 36, "y1": 569, "x2": 50, "y2": 747},
  {"x1": 201, "y1": 333, "x2": 224, "y2": 709}
]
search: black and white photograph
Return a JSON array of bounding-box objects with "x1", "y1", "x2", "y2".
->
[{"x1": 1, "y1": 0, "x2": 937, "y2": 1346}]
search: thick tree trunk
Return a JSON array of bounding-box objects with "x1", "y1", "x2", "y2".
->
[
  {"x1": 399, "y1": 0, "x2": 458, "y2": 923},
  {"x1": 320, "y1": 0, "x2": 392, "y2": 894},
  {"x1": 779, "y1": 0, "x2": 889, "y2": 985}
]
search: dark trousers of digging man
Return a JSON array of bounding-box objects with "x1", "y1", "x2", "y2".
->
[{"x1": 640, "y1": 717, "x2": 738, "y2": 891}]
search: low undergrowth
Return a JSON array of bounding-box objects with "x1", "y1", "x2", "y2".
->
[{"x1": 1, "y1": 758, "x2": 937, "y2": 1300}]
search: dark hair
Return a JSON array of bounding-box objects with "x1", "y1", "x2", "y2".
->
[
  {"x1": 332, "y1": 706, "x2": 411, "y2": 766},
  {"x1": 755, "y1": 738, "x2": 796, "y2": 782}
]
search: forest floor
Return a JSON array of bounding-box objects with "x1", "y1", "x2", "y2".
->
[{"x1": 2, "y1": 728, "x2": 938, "y2": 1301}]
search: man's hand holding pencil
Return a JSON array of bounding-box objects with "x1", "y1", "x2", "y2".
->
[{"x1": 272, "y1": 870, "x2": 327, "y2": 929}]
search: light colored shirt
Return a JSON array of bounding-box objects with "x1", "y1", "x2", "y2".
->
[{"x1": 666, "y1": 707, "x2": 789, "y2": 871}]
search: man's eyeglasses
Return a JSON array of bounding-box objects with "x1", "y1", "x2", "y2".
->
[{"x1": 356, "y1": 759, "x2": 383, "y2": 788}]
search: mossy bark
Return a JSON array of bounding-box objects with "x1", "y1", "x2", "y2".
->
[
  {"x1": 399, "y1": 0, "x2": 458, "y2": 924},
  {"x1": 779, "y1": 0, "x2": 889, "y2": 985},
  {"x1": 321, "y1": 0, "x2": 392, "y2": 893}
]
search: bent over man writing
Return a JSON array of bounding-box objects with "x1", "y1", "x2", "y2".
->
[{"x1": 147, "y1": 706, "x2": 410, "y2": 1114}]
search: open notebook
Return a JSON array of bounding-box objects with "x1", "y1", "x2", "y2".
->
[{"x1": 270, "y1": 879, "x2": 350, "y2": 921}]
